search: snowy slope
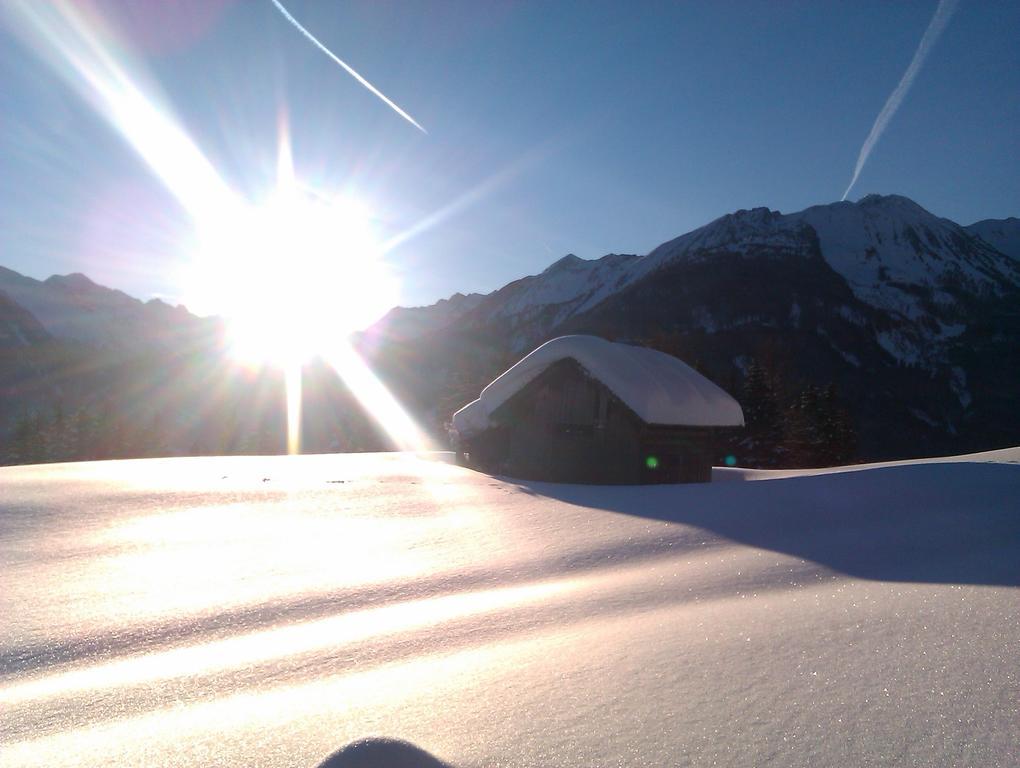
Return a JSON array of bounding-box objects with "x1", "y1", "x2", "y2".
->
[
  {"x1": 612, "y1": 195, "x2": 1018, "y2": 358},
  {"x1": 1, "y1": 450, "x2": 1017, "y2": 767},
  {"x1": 792, "y1": 195, "x2": 1017, "y2": 320},
  {"x1": 492, "y1": 252, "x2": 641, "y2": 323},
  {"x1": 967, "y1": 216, "x2": 1020, "y2": 260}
]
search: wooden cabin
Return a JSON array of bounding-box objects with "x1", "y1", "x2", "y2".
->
[{"x1": 451, "y1": 336, "x2": 744, "y2": 484}]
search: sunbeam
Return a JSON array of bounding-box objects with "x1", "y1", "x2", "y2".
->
[
  {"x1": 323, "y1": 341, "x2": 433, "y2": 452},
  {"x1": 286, "y1": 363, "x2": 302, "y2": 455}
]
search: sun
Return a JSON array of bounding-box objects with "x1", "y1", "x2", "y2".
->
[{"x1": 189, "y1": 188, "x2": 397, "y2": 365}]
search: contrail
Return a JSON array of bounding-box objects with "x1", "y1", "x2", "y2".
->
[
  {"x1": 841, "y1": 0, "x2": 958, "y2": 201},
  {"x1": 268, "y1": 0, "x2": 426, "y2": 133}
]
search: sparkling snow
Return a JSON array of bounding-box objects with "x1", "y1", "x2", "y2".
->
[{"x1": 1, "y1": 449, "x2": 1018, "y2": 767}]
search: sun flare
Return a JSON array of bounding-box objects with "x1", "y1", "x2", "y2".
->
[
  {"x1": 5, "y1": 0, "x2": 429, "y2": 454},
  {"x1": 190, "y1": 189, "x2": 397, "y2": 365}
]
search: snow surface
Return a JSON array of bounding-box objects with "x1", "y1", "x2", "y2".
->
[
  {"x1": 452, "y1": 335, "x2": 744, "y2": 437},
  {"x1": 1, "y1": 448, "x2": 1018, "y2": 767},
  {"x1": 967, "y1": 217, "x2": 1020, "y2": 261}
]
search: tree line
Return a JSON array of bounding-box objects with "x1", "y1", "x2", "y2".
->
[
  {"x1": 733, "y1": 359, "x2": 857, "y2": 468},
  {"x1": 0, "y1": 404, "x2": 174, "y2": 466},
  {"x1": 637, "y1": 331, "x2": 859, "y2": 468},
  {"x1": 1, "y1": 355, "x2": 857, "y2": 470}
]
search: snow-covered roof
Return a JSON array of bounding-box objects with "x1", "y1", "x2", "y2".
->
[{"x1": 452, "y1": 335, "x2": 744, "y2": 436}]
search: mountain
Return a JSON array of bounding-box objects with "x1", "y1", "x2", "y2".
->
[
  {"x1": 370, "y1": 291, "x2": 486, "y2": 343},
  {"x1": 0, "y1": 290, "x2": 50, "y2": 348},
  {"x1": 0, "y1": 269, "x2": 387, "y2": 464},
  {"x1": 966, "y1": 216, "x2": 1020, "y2": 260},
  {"x1": 0, "y1": 266, "x2": 210, "y2": 349},
  {"x1": 569, "y1": 194, "x2": 1018, "y2": 365},
  {"x1": 375, "y1": 195, "x2": 1018, "y2": 361},
  {"x1": 2, "y1": 194, "x2": 1017, "y2": 467},
  {"x1": 365, "y1": 195, "x2": 1020, "y2": 462}
]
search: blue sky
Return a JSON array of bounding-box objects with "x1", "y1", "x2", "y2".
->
[{"x1": 1, "y1": 0, "x2": 1017, "y2": 312}]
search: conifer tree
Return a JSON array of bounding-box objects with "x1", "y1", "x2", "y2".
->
[
  {"x1": 818, "y1": 383, "x2": 857, "y2": 464},
  {"x1": 741, "y1": 360, "x2": 784, "y2": 465},
  {"x1": 73, "y1": 407, "x2": 97, "y2": 460},
  {"x1": 786, "y1": 385, "x2": 826, "y2": 466}
]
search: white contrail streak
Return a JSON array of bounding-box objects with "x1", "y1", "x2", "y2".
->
[
  {"x1": 841, "y1": 0, "x2": 958, "y2": 201},
  {"x1": 268, "y1": 0, "x2": 426, "y2": 133}
]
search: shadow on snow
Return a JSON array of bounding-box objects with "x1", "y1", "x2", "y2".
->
[{"x1": 511, "y1": 461, "x2": 1020, "y2": 588}]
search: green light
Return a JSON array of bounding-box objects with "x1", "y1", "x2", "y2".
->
[
  {"x1": 645, "y1": 456, "x2": 659, "y2": 470},
  {"x1": 725, "y1": 455, "x2": 737, "y2": 467}
]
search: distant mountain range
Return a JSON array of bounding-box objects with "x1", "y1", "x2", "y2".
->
[
  {"x1": 0, "y1": 266, "x2": 213, "y2": 349},
  {"x1": 2, "y1": 194, "x2": 1018, "y2": 465}
]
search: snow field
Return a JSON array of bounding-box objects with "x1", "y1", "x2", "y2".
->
[{"x1": 0, "y1": 449, "x2": 1017, "y2": 766}]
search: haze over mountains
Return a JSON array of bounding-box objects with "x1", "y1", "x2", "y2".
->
[
  {"x1": 0, "y1": 266, "x2": 211, "y2": 350},
  {"x1": 2, "y1": 194, "x2": 1018, "y2": 464}
]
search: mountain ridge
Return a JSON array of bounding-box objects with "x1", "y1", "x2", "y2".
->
[
  {"x1": 2, "y1": 193, "x2": 1017, "y2": 465},
  {"x1": 363, "y1": 194, "x2": 1020, "y2": 462},
  {"x1": 0, "y1": 266, "x2": 211, "y2": 350},
  {"x1": 371, "y1": 194, "x2": 1018, "y2": 360}
]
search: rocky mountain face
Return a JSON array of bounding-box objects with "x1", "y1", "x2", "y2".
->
[{"x1": 365, "y1": 195, "x2": 1020, "y2": 463}]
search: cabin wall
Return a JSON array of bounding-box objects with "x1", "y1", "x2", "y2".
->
[{"x1": 639, "y1": 426, "x2": 717, "y2": 484}]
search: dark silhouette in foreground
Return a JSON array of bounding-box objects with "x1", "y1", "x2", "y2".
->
[{"x1": 316, "y1": 738, "x2": 451, "y2": 768}]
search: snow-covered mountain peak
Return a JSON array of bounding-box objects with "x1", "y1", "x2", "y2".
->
[
  {"x1": 730, "y1": 205, "x2": 782, "y2": 222},
  {"x1": 495, "y1": 251, "x2": 641, "y2": 325},
  {"x1": 542, "y1": 254, "x2": 585, "y2": 274},
  {"x1": 796, "y1": 194, "x2": 944, "y2": 235},
  {"x1": 791, "y1": 195, "x2": 1017, "y2": 318},
  {"x1": 375, "y1": 194, "x2": 1019, "y2": 365},
  {"x1": 704, "y1": 205, "x2": 793, "y2": 242},
  {"x1": 967, "y1": 216, "x2": 1020, "y2": 260},
  {"x1": 856, "y1": 192, "x2": 928, "y2": 211},
  {"x1": 642, "y1": 205, "x2": 810, "y2": 272},
  {"x1": 441, "y1": 292, "x2": 486, "y2": 309}
]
